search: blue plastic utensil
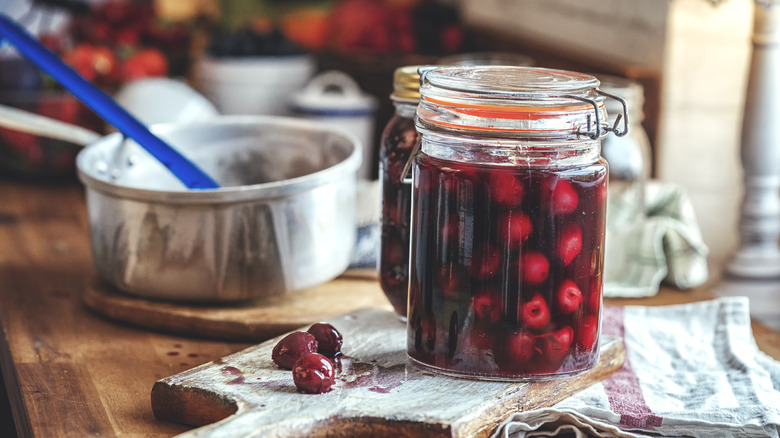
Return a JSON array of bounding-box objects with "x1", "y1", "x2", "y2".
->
[{"x1": 0, "y1": 13, "x2": 219, "y2": 189}]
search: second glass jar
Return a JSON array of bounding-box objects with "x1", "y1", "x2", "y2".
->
[
  {"x1": 407, "y1": 66, "x2": 625, "y2": 380},
  {"x1": 379, "y1": 66, "x2": 423, "y2": 318}
]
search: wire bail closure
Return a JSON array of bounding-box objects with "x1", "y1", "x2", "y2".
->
[
  {"x1": 399, "y1": 67, "x2": 631, "y2": 184},
  {"x1": 401, "y1": 138, "x2": 421, "y2": 184},
  {"x1": 567, "y1": 90, "x2": 630, "y2": 140}
]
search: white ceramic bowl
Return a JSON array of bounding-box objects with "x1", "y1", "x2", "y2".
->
[
  {"x1": 194, "y1": 55, "x2": 315, "y2": 116},
  {"x1": 114, "y1": 78, "x2": 219, "y2": 126}
]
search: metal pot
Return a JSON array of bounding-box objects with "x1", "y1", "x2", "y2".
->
[{"x1": 76, "y1": 115, "x2": 361, "y2": 302}]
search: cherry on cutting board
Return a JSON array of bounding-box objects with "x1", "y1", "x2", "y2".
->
[
  {"x1": 307, "y1": 322, "x2": 343, "y2": 357},
  {"x1": 271, "y1": 331, "x2": 318, "y2": 369},
  {"x1": 292, "y1": 353, "x2": 336, "y2": 394}
]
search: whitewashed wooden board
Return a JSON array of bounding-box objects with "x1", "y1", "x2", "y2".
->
[{"x1": 152, "y1": 308, "x2": 625, "y2": 438}]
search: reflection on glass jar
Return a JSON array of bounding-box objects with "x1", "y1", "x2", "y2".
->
[{"x1": 407, "y1": 66, "x2": 627, "y2": 380}]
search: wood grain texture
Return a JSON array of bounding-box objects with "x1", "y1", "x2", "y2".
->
[
  {"x1": 16, "y1": 363, "x2": 113, "y2": 436},
  {"x1": 0, "y1": 182, "x2": 254, "y2": 438},
  {"x1": 152, "y1": 308, "x2": 625, "y2": 438},
  {"x1": 83, "y1": 277, "x2": 393, "y2": 342}
]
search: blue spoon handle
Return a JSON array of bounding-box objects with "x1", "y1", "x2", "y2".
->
[{"x1": 0, "y1": 14, "x2": 219, "y2": 190}]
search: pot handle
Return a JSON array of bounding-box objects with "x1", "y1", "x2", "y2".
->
[{"x1": 0, "y1": 103, "x2": 102, "y2": 147}]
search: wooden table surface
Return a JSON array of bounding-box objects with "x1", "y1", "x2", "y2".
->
[{"x1": 1, "y1": 180, "x2": 778, "y2": 437}]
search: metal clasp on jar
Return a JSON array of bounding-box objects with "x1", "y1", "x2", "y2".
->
[
  {"x1": 400, "y1": 137, "x2": 420, "y2": 184},
  {"x1": 566, "y1": 90, "x2": 630, "y2": 140}
]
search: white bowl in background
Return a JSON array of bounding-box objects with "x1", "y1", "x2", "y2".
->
[
  {"x1": 194, "y1": 55, "x2": 316, "y2": 116},
  {"x1": 114, "y1": 77, "x2": 219, "y2": 126}
]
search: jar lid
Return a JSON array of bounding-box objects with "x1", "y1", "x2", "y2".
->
[
  {"x1": 292, "y1": 70, "x2": 377, "y2": 116},
  {"x1": 391, "y1": 65, "x2": 424, "y2": 102},
  {"x1": 417, "y1": 66, "x2": 615, "y2": 139}
]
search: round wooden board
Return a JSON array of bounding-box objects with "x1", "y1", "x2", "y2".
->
[{"x1": 83, "y1": 276, "x2": 394, "y2": 342}]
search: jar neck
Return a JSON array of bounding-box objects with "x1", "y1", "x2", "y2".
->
[
  {"x1": 419, "y1": 130, "x2": 602, "y2": 168},
  {"x1": 393, "y1": 99, "x2": 418, "y2": 118}
]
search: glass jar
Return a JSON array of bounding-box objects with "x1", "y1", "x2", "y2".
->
[
  {"x1": 378, "y1": 65, "x2": 423, "y2": 317},
  {"x1": 406, "y1": 66, "x2": 627, "y2": 380}
]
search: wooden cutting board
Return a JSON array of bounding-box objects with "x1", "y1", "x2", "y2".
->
[
  {"x1": 83, "y1": 276, "x2": 393, "y2": 341},
  {"x1": 152, "y1": 308, "x2": 625, "y2": 437}
]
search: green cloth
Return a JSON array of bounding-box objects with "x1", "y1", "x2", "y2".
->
[{"x1": 604, "y1": 180, "x2": 709, "y2": 297}]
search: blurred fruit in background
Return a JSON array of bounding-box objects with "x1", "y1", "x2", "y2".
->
[
  {"x1": 0, "y1": 0, "x2": 467, "y2": 180},
  {"x1": 205, "y1": 22, "x2": 307, "y2": 58},
  {"x1": 311, "y1": 0, "x2": 466, "y2": 179},
  {"x1": 2, "y1": 0, "x2": 195, "y2": 93},
  {"x1": 0, "y1": 0, "x2": 194, "y2": 180},
  {"x1": 325, "y1": 0, "x2": 463, "y2": 55},
  {"x1": 208, "y1": 0, "x2": 464, "y2": 57},
  {"x1": 280, "y1": 8, "x2": 330, "y2": 52},
  {"x1": 121, "y1": 47, "x2": 168, "y2": 80},
  {"x1": 61, "y1": 43, "x2": 119, "y2": 88},
  {"x1": 63, "y1": 0, "x2": 192, "y2": 87}
]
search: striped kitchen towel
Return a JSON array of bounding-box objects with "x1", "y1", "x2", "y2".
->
[{"x1": 493, "y1": 297, "x2": 780, "y2": 438}]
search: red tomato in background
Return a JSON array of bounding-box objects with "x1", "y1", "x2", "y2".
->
[
  {"x1": 62, "y1": 43, "x2": 119, "y2": 86},
  {"x1": 120, "y1": 48, "x2": 168, "y2": 82}
]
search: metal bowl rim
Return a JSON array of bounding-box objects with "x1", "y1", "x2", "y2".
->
[{"x1": 76, "y1": 115, "x2": 362, "y2": 204}]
